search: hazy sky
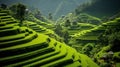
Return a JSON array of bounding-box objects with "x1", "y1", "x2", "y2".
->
[{"x1": 0, "y1": 0, "x2": 90, "y2": 19}]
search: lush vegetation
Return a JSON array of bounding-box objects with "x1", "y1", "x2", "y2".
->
[{"x1": 0, "y1": 1, "x2": 120, "y2": 66}]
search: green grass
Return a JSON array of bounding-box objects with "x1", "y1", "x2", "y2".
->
[
  {"x1": 0, "y1": 32, "x2": 28, "y2": 42},
  {"x1": 0, "y1": 9, "x2": 99, "y2": 67},
  {"x1": 116, "y1": 63, "x2": 120, "y2": 67},
  {"x1": 95, "y1": 46, "x2": 111, "y2": 60},
  {"x1": 6, "y1": 43, "x2": 60, "y2": 66},
  {"x1": 113, "y1": 52, "x2": 120, "y2": 59},
  {"x1": 25, "y1": 20, "x2": 62, "y2": 42},
  {"x1": 67, "y1": 22, "x2": 96, "y2": 36},
  {"x1": 79, "y1": 54, "x2": 99, "y2": 67},
  {"x1": 0, "y1": 13, "x2": 7, "y2": 16}
]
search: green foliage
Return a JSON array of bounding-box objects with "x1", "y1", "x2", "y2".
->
[
  {"x1": 98, "y1": 18, "x2": 120, "y2": 51},
  {"x1": 95, "y1": 18, "x2": 120, "y2": 66},
  {"x1": 2, "y1": 2, "x2": 120, "y2": 66},
  {"x1": 9, "y1": 4, "x2": 17, "y2": 17},
  {"x1": 64, "y1": 19, "x2": 71, "y2": 27},
  {"x1": 54, "y1": 24, "x2": 62, "y2": 36},
  {"x1": 62, "y1": 30, "x2": 70, "y2": 44},
  {"x1": 33, "y1": 9, "x2": 46, "y2": 22},
  {"x1": 82, "y1": 43, "x2": 94, "y2": 56},
  {"x1": 16, "y1": 3, "x2": 26, "y2": 24},
  {"x1": 8, "y1": 3, "x2": 26, "y2": 25},
  {"x1": 76, "y1": 13, "x2": 101, "y2": 24},
  {"x1": 74, "y1": 8, "x2": 81, "y2": 15},
  {"x1": 0, "y1": 9, "x2": 99, "y2": 67},
  {"x1": 0, "y1": 4, "x2": 7, "y2": 9},
  {"x1": 113, "y1": 52, "x2": 120, "y2": 62},
  {"x1": 9, "y1": 4, "x2": 17, "y2": 12},
  {"x1": 24, "y1": 9, "x2": 53, "y2": 23},
  {"x1": 54, "y1": 24, "x2": 70, "y2": 44},
  {"x1": 48, "y1": 13, "x2": 53, "y2": 20}
]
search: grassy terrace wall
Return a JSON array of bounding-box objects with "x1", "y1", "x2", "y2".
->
[{"x1": 0, "y1": 9, "x2": 99, "y2": 67}]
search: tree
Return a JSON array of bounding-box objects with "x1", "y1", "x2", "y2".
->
[
  {"x1": 98, "y1": 18, "x2": 120, "y2": 51},
  {"x1": 82, "y1": 43, "x2": 94, "y2": 56},
  {"x1": 9, "y1": 4, "x2": 17, "y2": 12},
  {"x1": 9, "y1": 4, "x2": 17, "y2": 17},
  {"x1": 75, "y1": 8, "x2": 81, "y2": 15},
  {"x1": 54, "y1": 24, "x2": 63, "y2": 36},
  {"x1": 34, "y1": 9, "x2": 45, "y2": 21},
  {"x1": 1, "y1": 4, "x2": 7, "y2": 9},
  {"x1": 63, "y1": 31, "x2": 70, "y2": 44},
  {"x1": 65, "y1": 19, "x2": 71, "y2": 27},
  {"x1": 16, "y1": 3, "x2": 26, "y2": 25},
  {"x1": 72, "y1": 21, "x2": 77, "y2": 26},
  {"x1": 109, "y1": 32, "x2": 120, "y2": 52},
  {"x1": 48, "y1": 13, "x2": 53, "y2": 20}
]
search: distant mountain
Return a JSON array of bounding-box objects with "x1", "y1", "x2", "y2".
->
[
  {"x1": 83, "y1": 0, "x2": 120, "y2": 18},
  {"x1": 0, "y1": 0, "x2": 90, "y2": 20}
]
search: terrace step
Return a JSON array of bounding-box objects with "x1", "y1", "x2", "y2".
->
[
  {"x1": 1, "y1": 18, "x2": 13, "y2": 22},
  {"x1": 0, "y1": 9, "x2": 99, "y2": 67},
  {"x1": 0, "y1": 13, "x2": 7, "y2": 16},
  {"x1": 0, "y1": 26, "x2": 20, "y2": 37},
  {"x1": 0, "y1": 47, "x2": 55, "y2": 66},
  {"x1": 0, "y1": 31, "x2": 37, "y2": 48},
  {"x1": 0, "y1": 34, "x2": 48, "y2": 57},
  {"x1": 0, "y1": 32, "x2": 28, "y2": 42},
  {"x1": 29, "y1": 24, "x2": 46, "y2": 33},
  {"x1": 0, "y1": 23, "x2": 19, "y2": 30},
  {"x1": 0, "y1": 16, "x2": 12, "y2": 19},
  {"x1": 1, "y1": 42, "x2": 59, "y2": 66},
  {"x1": 0, "y1": 10, "x2": 10, "y2": 13},
  {"x1": 23, "y1": 45, "x2": 67, "y2": 66}
]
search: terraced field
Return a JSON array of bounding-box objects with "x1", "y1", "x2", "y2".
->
[
  {"x1": 24, "y1": 21, "x2": 62, "y2": 42},
  {"x1": 70, "y1": 24, "x2": 105, "y2": 45},
  {"x1": 72, "y1": 17, "x2": 120, "y2": 45},
  {"x1": 0, "y1": 10, "x2": 99, "y2": 67},
  {"x1": 68, "y1": 23, "x2": 96, "y2": 36}
]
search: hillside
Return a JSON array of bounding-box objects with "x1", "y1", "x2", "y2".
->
[
  {"x1": 82, "y1": 0, "x2": 120, "y2": 18},
  {"x1": 0, "y1": 1, "x2": 120, "y2": 67},
  {"x1": 0, "y1": 8, "x2": 99, "y2": 67},
  {"x1": 69, "y1": 17, "x2": 120, "y2": 67},
  {"x1": 0, "y1": 0, "x2": 91, "y2": 20}
]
